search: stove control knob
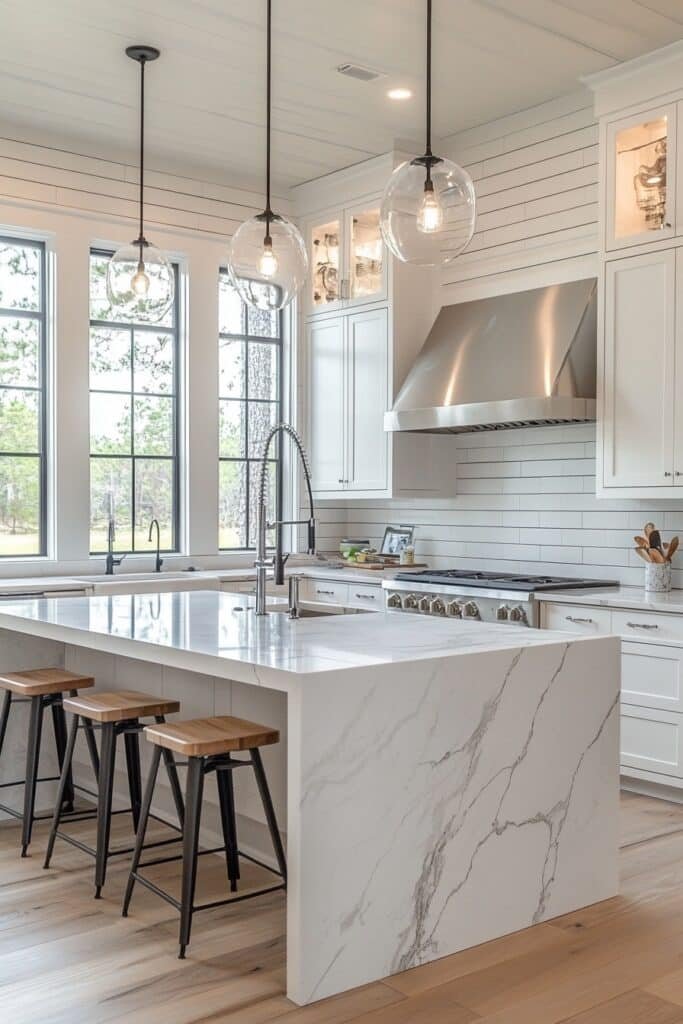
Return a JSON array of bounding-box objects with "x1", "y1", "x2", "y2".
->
[
  {"x1": 463, "y1": 601, "x2": 480, "y2": 620},
  {"x1": 430, "y1": 597, "x2": 446, "y2": 616},
  {"x1": 496, "y1": 604, "x2": 510, "y2": 621},
  {"x1": 418, "y1": 595, "x2": 432, "y2": 614},
  {"x1": 404, "y1": 593, "x2": 419, "y2": 610},
  {"x1": 387, "y1": 592, "x2": 402, "y2": 609},
  {"x1": 509, "y1": 605, "x2": 528, "y2": 624},
  {"x1": 447, "y1": 600, "x2": 463, "y2": 618}
]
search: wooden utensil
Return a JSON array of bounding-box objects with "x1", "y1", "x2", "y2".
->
[
  {"x1": 644, "y1": 522, "x2": 655, "y2": 538},
  {"x1": 667, "y1": 536, "x2": 679, "y2": 561},
  {"x1": 650, "y1": 548, "x2": 666, "y2": 563},
  {"x1": 649, "y1": 529, "x2": 664, "y2": 554},
  {"x1": 635, "y1": 546, "x2": 652, "y2": 563},
  {"x1": 634, "y1": 536, "x2": 649, "y2": 548}
]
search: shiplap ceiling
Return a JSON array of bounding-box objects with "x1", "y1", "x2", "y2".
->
[{"x1": 1, "y1": 0, "x2": 683, "y2": 190}]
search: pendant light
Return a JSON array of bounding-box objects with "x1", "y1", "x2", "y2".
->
[
  {"x1": 227, "y1": 0, "x2": 308, "y2": 311},
  {"x1": 106, "y1": 46, "x2": 175, "y2": 324},
  {"x1": 379, "y1": 0, "x2": 476, "y2": 267}
]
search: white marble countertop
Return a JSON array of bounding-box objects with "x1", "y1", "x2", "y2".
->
[
  {"x1": 534, "y1": 585, "x2": 683, "y2": 614},
  {"x1": 0, "y1": 590, "x2": 588, "y2": 686},
  {"x1": 0, "y1": 561, "x2": 413, "y2": 595}
]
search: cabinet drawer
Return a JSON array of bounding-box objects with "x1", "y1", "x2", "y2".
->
[
  {"x1": 301, "y1": 579, "x2": 350, "y2": 605},
  {"x1": 346, "y1": 583, "x2": 382, "y2": 610},
  {"x1": 622, "y1": 642, "x2": 683, "y2": 712},
  {"x1": 613, "y1": 609, "x2": 683, "y2": 644},
  {"x1": 542, "y1": 603, "x2": 612, "y2": 635},
  {"x1": 621, "y1": 705, "x2": 683, "y2": 778}
]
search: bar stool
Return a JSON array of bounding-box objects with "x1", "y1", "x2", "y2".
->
[
  {"x1": 0, "y1": 667, "x2": 98, "y2": 856},
  {"x1": 44, "y1": 690, "x2": 185, "y2": 897},
  {"x1": 123, "y1": 715, "x2": 287, "y2": 958}
]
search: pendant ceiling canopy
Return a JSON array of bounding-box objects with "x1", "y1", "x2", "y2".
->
[
  {"x1": 226, "y1": 0, "x2": 308, "y2": 312},
  {"x1": 106, "y1": 45, "x2": 175, "y2": 324},
  {"x1": 379, "y1": 0, "x2": 476, "y2": 267}
]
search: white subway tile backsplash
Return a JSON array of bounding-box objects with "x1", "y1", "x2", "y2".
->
[{"x1": 315, "y1": 423, "x2": 683, "y2": 585}]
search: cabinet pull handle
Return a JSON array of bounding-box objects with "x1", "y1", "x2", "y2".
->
[
  {"x1": 665, "y1": 472, "x2": 673, "y2": 477},
  {"x1": 338, "y1": 478, "x2": 343, "y2": 484},
  {"x1": 566, "y1": 616, "x2": 594, "y2": 624},
  {"x1": 626, "y1": 621, "x2": 659, "y2": 630},
  {"x1": 316, "y1": 589, "x2": 335, "y2": 596},
  {"x1": 355, "y1": 592, "x2": 376, "y2": 600},
  {"x1": 677, "y1": 472, "x2": 682, "y2": 477}
]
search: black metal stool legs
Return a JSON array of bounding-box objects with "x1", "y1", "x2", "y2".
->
[
  {"x1": 21, "y1": 696, "x2": 44, "y2": 856},
  {"x1": 44, "y1": 713, "x2": 80, "y2": 868},
  {"x1": 122, "y1": 744, "x2": 162, "y2": 917},
  {"x1": 124, "y1": 729, "x2": 142, "y2": 831},
  {"x1": 51, "y1": 699, "x2": 74, "y2": 813},
  {"x1": 216, "y1": 760, "x2": 240, "y2": 892},
  {"x1": 179, "y1": 756, "x2": 204, "y2": 958},
  {"x1": 251, "y1": 747, "x2": 287, "y2": 884},
  {"x1": 155, "y1": 715, "x2": 184, "y2": 830},
  {"x1": 94, "y1": 722, "x2": 117, "y2": 898},
  {"x1": 0, "y1": 689, "x2": 11, "y2": 759}
]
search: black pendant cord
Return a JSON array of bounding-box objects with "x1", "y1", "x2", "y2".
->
[
  {"x1": 264, "y1": 0, "x2": 273, "y2": 244},
  {"x1": 425, "y1": 0, "x2": 432, "y2": 163},
  {"x1": 137, "y1": 55, "x2": 146, "y2": 256}
]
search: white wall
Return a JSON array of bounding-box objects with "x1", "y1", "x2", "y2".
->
[
  {"x1": 320, "y1": 91, "x2": 683, "y2": 585},
  {"x1": 0, "y1": 131, "x2": 295, "y2": 576}
]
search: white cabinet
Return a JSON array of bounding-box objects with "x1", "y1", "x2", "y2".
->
[
  {"x1": 307, "y1": 309, "x2": 388, "y2": 495},
  {"x1": 296, "y1": 153, "x2": 457, "y2": 502},
  {"x1": 346, "y1": 308, "x2": 388, "y2": 491},
  {"x1": 602, "y1": 250, "x2": 676, "y2": 489},
  {"x1": 306, "y1": 317, "x2": 347, "y2": 492},
  {"x1": 542, "y1": 597, "x2": 683, "y2": 789}
]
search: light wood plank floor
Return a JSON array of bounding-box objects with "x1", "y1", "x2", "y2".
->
[{"x1": 3, "y1": 791, "x2": 683, "y2": 1023}]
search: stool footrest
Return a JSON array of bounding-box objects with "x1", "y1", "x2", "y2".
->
[{"x1": 0, "y1": 775, "x2": 60, "y2": 789}]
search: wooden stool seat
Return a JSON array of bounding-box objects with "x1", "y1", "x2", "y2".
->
[
  {"x1": 63, "y1": 690, "x2": 180, "y2": 723},
  {"x1": 144, "y1": 715, "x2": 279, "y2": 757},
  {"x1": 0, "y1": 667, "x2": 94, "y2": 697}
]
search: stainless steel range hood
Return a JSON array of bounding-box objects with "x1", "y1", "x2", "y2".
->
[{"x1": 385, "y1": 278, "x2": 597, "y2": 434}]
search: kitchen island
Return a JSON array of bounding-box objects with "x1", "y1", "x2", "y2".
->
[{"x1": 0, "y1": 591, "x2": 620, "y2": 1005}]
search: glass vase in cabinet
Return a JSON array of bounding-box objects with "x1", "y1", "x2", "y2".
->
[{"x1": 606, "y1": 104, "x2": 676, "y2": 251}]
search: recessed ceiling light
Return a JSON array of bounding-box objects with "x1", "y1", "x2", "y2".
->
[{"x1": 387, "y1": 88, "x2": 413, "y2": 101}]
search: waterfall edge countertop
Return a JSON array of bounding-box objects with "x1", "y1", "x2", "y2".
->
[
  {"x1": 0, "y1": 589, "x2": 595, "y2": 686},
  {"x1": 0, "y1": 590, "x2": 620, "y2": 1007}
]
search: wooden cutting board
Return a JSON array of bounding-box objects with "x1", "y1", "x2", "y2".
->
[{"x1": 342, "y1": 562, "x2": 428, "y2": 571}]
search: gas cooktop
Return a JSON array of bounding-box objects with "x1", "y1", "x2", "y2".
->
[{"x1": 394, "y1": 570, "x2": 618, "y2": 592}]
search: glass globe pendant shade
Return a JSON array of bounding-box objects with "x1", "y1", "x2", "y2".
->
[
  {"x1": 380, "y1": 156, "x2": 476, "y2": 267},
  {"x1": 227, "y1": 213, "x2": 308, "y2": 311},
  {"x1": 106, "y1": 241, "x2": 175, "y2": 323}
]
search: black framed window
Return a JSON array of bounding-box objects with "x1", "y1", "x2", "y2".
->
[
  {"x1": 89, "y1": 250, "x2": 180, "y2": 554},
  {"x1": 0, "y1": 238, "x2": 47, "y2": 558},
  {"x1": 218, "y1": 273, "x2": 282, "y2": 550}
]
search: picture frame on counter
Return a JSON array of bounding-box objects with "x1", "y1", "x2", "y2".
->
[{"x1": 380, "y1": 525, "x2": 415, "y2": 556}]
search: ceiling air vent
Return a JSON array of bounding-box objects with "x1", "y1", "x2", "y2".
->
[{"x1": 336, "y1": 63, "x2": 385, "y2": 82}]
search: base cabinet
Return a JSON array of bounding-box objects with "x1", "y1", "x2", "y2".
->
[{"x1": 542, "y1": 600, "x2": 683, "y2": 789}]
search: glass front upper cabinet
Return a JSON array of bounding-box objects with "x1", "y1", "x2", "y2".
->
[
  {"x1": 348, "y1": 207, "x2": 385, "y2": 302},
  {"x1": 311, "y1": 218, "x2": 341, "y2": 310},
  {"x1": 606, "y1": 104, "x2": 677, "y2": 250},
  {"x1": 308, "y1": 205, "x2": 387, "y2": 313}
]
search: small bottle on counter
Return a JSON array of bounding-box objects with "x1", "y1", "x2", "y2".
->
[{"x1": 400, "y1": 545, "x2": 415, "y2": 566}]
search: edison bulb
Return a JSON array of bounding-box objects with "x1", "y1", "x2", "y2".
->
[
  {"x1": 131, "y1": 266, "x2": 151, "y2": 296},
  {"x1": 380, "y1": 156, "x2": 476, "y2": 267},
  {"x1": 227, "y1": 213, "x2": 308, "y2": 311},
  {"x1": 258, "y1": 244, "x2": 279, "y2": 279},
  {"x1": 106, "y1": 241, "x2": 175, "y2": 323},
  {"x1": 417, "y1": 187, "x2": 444, "y2": 233}
]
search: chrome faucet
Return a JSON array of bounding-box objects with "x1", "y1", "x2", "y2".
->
[
  {"x1": 254, "y1": 423, "x2": 316, "y2": 616},
  {"x1": 148, "y1": 518, "x2": 163, "y2": 573},
  {"x1": 104, "y1": 517, "x2": 124, "y2": 575}
]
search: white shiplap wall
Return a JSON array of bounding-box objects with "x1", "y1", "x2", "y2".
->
[
  {"x1": 318, "y1": 92, "x2": 683, "y2": 586},
  {"x1": 332, "y1": 424, "x2": 683, "y2": 588}
]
